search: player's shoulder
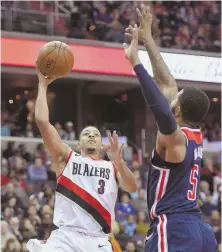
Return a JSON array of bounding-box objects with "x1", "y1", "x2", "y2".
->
[{"x1": 180, "y1": 126, "x2": 202, "y2": 145}]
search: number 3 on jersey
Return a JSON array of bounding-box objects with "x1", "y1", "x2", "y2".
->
[
  {"x1": 98, "y1": 179, "x2": 106, "y2": 194},
  {"x1": 187, "y1": 164, "x2": 199, "y2": 200}
]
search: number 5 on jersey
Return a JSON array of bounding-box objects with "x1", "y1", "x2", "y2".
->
[{"x1": 187, "y1": 164, "x2": 199, "y2": 200}]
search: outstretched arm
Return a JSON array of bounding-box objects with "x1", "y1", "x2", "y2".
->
[
  {"x1": 134, "y1": 4, "x2": 178, "y2": 104},
  {"x1": 104, "y1": 131, "x2": 138, "y2": 193},
  {"x1": 35, "y1": 71, "x2": 71, "y2": 176},
  {"x1": 124, "y1": 24, "x2": 185, "y2": 163}
]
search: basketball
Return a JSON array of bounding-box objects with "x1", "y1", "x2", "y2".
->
[{"x1": 36, "y1": 41, "x2": 74, "y2": 79}]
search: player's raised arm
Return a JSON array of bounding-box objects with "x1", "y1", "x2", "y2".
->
[
  {"x1": 130, "y1": 4, "x2": 178, "y2": 104},
  {"x1": 124, "y1": 25, "x2": 185, "y2": 161},
  {"x1": 35, "y1": 70, "x2": 71, "y2": 166},
  {"x1": 104, "y1": 131, "x2": 138, "y2": 193}
]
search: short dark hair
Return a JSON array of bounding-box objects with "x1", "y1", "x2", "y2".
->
[
  {"x1": 79, "y1": 125, "x2": 100, "y2": 139},
  {"x1": 179, "y1": 87, "x2": 210, "y2": 124}
]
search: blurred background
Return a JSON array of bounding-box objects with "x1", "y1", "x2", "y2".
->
[{"x1": 1, "y1": 1, "x2": 221, "y2": 252}]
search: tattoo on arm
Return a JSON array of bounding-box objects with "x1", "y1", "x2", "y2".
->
[{"x1": 144, "y1": 39, "x2": 178, "y2": 103}]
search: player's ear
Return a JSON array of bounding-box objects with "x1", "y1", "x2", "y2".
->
[{"x1": 174, "y1": 106, "x2": 181, "y2": 118}]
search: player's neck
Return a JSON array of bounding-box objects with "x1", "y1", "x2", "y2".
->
[
  {"x1": 81, "y1": 151, "x2": 100, "y2": 160},
  {"x1": 178, "y1": 118, "x2": 199, "y2": 128}
]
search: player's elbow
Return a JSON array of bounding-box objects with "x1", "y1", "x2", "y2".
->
[{"x1": 35, "y1": 117, "x2": 49, "y2": 127}]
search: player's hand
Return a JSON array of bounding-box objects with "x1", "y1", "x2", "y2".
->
[
  {"x1": 103, "y1": 130, "x2": 124, "y2": 167},
  {"x1": 123, "y1": 24, "x2": 140, "y2": 66},
  {"x1": 133, "y1": 4, "x2": 153, "y2": 43},
  {"x1": 36, "y1": 68, "x2": 56, "y2": 86}
]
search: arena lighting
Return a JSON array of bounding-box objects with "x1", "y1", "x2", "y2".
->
[
  {"x1": 89, "y1": 25, "x2": 96, "y2": 31},
  {"x1": 121, "y1": 94, "x2": 128, "y2": 101},
  {"x1": 9, "y1": 99, "x2": 13, "y2": 104},
  {"x1": 212, "y1": 97, "x2": 219, "y2": 102}
]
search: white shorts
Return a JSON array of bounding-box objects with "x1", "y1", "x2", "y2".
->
[{"x1": 27, "y1": 228, "x2": 113, "y2": 252}]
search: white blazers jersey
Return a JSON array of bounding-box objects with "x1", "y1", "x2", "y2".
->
[{"x1": 54, "y1": 151, "x2": 118, "y2": 235}]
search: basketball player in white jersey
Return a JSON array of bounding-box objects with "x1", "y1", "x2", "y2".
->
[{"x1": 26, "y1": 71, "x2": 137, "y2": 252}]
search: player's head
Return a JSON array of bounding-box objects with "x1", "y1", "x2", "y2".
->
[
  {"x1": 170, "y1": 87, "x2": 210, "y2": 126},
  {"x1": 79, "y1": 126, "x2": 102, "y2": 156}
]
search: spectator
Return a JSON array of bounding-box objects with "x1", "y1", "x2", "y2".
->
[
  {"x1": 1, "y1": 182, "x2": 27, "y2": 209},
  {"x1": 36, "y1": 144, "x2": 48, "y2": 164},
  {"x1": 38, "y1": 213, "x2": 53, "y2": 240},
  {"x1": 93, "y1": 3, "x2": 112, "y2": 40},
  {"x1": 19, "y1": 144, "x2": 32, "y2": 162},
  {"x1": 27, "y1": 205, "x2": 41, "y2": 225},
  {"x1": 9, "y1": 217, "x2": 23, "y2": 242},
  {"x1": 1, "y1": 220, "x2": 17, "y2": 251},
  {"x1": 201, "y1": 157, "x2": 218, "y2": 193},
  {"x1": 210, "y1": 210, "x2": 221, "y2": 233},
  {"x1": 64, "y1": 121, "x2": 76, "y2": 140},
  {"x1": 67, "y1": 6, "x2": 87, "y2": 39},
  {"x1": 20, "y1": 219, "x2": 37, "y2": 240},
  {"x1": 123, "y1": 215, "x2": 136, "y2": 237},
  {"x1": 104, "y1": 9, "x2": 124, "y2": 43},
  {"x1": 3, "y1": 207, "x2": 14, "y2": 221},
  {"x1": 20, "y1": 241, "x2": 29, "y2": 252},
  {"x1": 41, "y1": 204, "x2": 53, "y2": 215},
  {"x1": 117, "y1": 193, "x2": 135, "y2": 215},
  {"x1": 3, "y1": 142, "x2": 16, "y2": 159},
  {"x1": 115, "y1": 222, "x2": 131, "y2": 250},
  {"x1": 136, "y1": 211, "x2": 149, "y2": 235},
  {"x1": 25, "y1": 123, "x2": 35, "y2": 138},
  {"x1": 27, "y1": 158, "x2": 48, "y2": 181},
  {"x1": 8, "y1": 149, "x2": 26, "y2": 172},
  {"x1": 125, "y1": 241, "x2": 136, "y2": 252},
  {"x1": 131, "y1": 189, "x2": 147, "y2": 213},
  {"x1": 3, "y1": 238, "x2": 20, "y2": 252},
  {"x1": 54, "y1": 122, "x2": 68, "y2": 139}
]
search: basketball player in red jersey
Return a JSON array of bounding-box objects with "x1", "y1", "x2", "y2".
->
[
  {"x1": 124, "y1": 5, "x2": 217, "y2": 252},
  {"x1": 26, "y1": 70, "x2": 137, "y2": 252}
]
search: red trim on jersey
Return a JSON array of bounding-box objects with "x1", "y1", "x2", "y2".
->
[
  {"x1": 157, "y1": 171, "x2": 167, "y2": 201},
  {"x1": 157, "y1": 214, "x2": 168, "y2": 252},
  {"x1": 56, "y1": 150, "x2": 73, "y2": 180},
  {"x1": 150, "y1": 169, "x2": 169, "y2": 220},
  {"x1": 57, "y1": 175, "x2": 111, "y2": 229},
  {"x1": 181, "y1": 128, "x2": 202, "y2": 145},
  {"x1": 88, "y1": 156, "x2": 103, "y2": 161}
]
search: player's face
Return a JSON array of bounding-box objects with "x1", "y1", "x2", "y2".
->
[
  {"x1": 170, "y1": 89, "x2": 184, "y2": 117},
  {"x1": 79, "y1": 127, "x2": 102, "y2": 154}
]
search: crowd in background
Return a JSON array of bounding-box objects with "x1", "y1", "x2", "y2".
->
[
  {"x1": 2, "y1": 104, "x2": 221, "y2": 143},
  {"x1": 1, "y1": 136, "x2": 221, "y2": 252},
  {"x1": 1, "y1": 1, "x2": 221, "y2": 52}
]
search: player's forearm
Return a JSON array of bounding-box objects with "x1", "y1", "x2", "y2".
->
[
  {"x1": 134, "y1": 64, "x2": 177, "y2": 135},
  {"x1": 35, "y1": 84, "x2": 50, "y2": 124},
  {"x1": 115, "y1": 160, "x2": 138, "y2": 193},
  {"x1": 143, "y1": 38, "x2": 178, "y2": 101}
]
